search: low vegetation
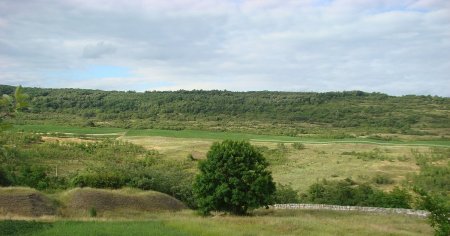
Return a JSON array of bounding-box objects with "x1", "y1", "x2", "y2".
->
[
  {"x1": 0, "y1": 132, "x2": 197, "y2": 207},
  {"x1": 304, "y1": 178, "x2": 411, "y2": 208}
]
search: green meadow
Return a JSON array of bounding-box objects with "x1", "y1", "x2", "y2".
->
[
  {"x1": 1, "y1": 210, "x2": 433, "y2": 236},
  {"x1": 13, "y1": 124, "x2": 450, "y2": 147}
]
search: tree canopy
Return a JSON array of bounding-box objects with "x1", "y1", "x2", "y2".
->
[
  {"x1": 193, "y1": 140, "x2": 276, "y2": 215},
  {"x1": 2, "y1": 85, "x2": 449, "y2": 135},
  {"x1": 1, "y1": 86, "x2": 29, "y2": 131}
]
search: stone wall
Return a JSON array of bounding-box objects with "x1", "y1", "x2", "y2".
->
[{"x1": 272, "y1": 204, "x2": 429, "y2": 218}]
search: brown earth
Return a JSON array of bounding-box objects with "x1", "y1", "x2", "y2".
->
[
  {"x1": 0, "y1": 188, "x2": 57, "y2": 217},
  {"x1": 62, "y1": 188, "x2": 186, "y2": 216}
]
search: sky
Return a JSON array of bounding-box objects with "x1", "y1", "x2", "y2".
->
[{"x1": 0, "y1": 0, "x2": 449, "y2": 96}]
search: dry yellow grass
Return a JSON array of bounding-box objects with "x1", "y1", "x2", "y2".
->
[{"x1": 122, "y1": 135, "x2": 429, "y2": 192}]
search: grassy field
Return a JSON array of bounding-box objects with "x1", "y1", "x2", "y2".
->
[
  {"x1": 126, "y1": 128, "x2": 450, "y2": 146},
  {"x1": 0, "y1": 210, "x2": 433, "y2": 236},
  {"x1": 10, "y1": 124, "x2": 446, "y2": 193},
  {"x1": 2, "y1": 124, "x2": 447, "y2": 235},
  {"x1": 13, "y1": 124, "x2": 450, "y2": 147},
  {"x1": 121, "y1": 135, "x2": 432, "y2": 192}
]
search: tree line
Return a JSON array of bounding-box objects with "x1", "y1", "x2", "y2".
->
[{"x1": 1, "y1": 85, "x2": 449, "y2": 134}]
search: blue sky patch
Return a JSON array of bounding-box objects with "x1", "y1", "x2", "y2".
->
[{"x1": 48, "y1": 65, "x2": 131, "y2": 80}]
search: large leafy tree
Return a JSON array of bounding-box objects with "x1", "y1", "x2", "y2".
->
[{"x1": 193, "y1": 140, "x2": 276, "y2": 215}]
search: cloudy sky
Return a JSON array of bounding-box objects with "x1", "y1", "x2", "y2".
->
[{"x1": 1, "y1": 0, "x2": 449, "y2": 96}]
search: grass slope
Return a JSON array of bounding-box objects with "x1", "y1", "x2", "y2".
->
[
  {"x1": 0, "y1": 187, "x2": 185, "y2": 219},
  {"x1": 0, "y1": 187, "x2": 57, "y2": 217},
  {"x1": 60, "y1": 188, "x2": 186, "y2": 217}
]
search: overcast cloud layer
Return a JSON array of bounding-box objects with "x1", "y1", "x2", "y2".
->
[{"x1": 0, "y1": 0, "x2": 449, "y2": 96}]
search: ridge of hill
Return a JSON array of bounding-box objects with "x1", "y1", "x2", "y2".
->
[{"x1": 1, "y1": 85, "x2": 449, "y2": 136}]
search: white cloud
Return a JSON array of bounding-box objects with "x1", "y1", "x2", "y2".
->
[
  {"x1": 82, "y1": 42, "x2": 116, "y2": 59},
  {"x1": 0, "y1": 0, "x2": 449, "y2": 96}
]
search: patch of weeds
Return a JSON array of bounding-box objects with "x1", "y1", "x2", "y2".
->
[
  {"x1": 259, "y1": 145, "x2": 288, "y2": 165},
  {"x1": 372, "y1": 174, "x2": 395, "y2": 185},
  {"x1": 397, "y1": 155, "x2": 410, "y2": 162},
  {"x1": 186, "y1": 153, "x2": 196, "y2": 161},
  {"x1": 0, "y1": 220, "x2": 52, "y2": 236},
  {"x1": 89, "y1": 207, "x2": 97, "y2": 217},
  {"x1": 343, "y1": 149, "x2": 389, "y2": 161},
  {"x1": 291, "y1": 142, "x2": 305, "y2": 150}
]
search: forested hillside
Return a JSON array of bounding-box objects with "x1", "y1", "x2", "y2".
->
[{"x1": 1, "y1": 85, "x2": 449, "y2": 136}]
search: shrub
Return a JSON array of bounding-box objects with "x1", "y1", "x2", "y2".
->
[
  {"x1": 89, "y1": 207, "x2": 97, "y2": 217},
  {"x1": 70, "y1": 172, "x2": 128, "y2": 189},
  {"x1": 0, "y1": 169, "x2": 11, "y2": 186},
  {"x1": 291, "y1": 142, "x2": 305, "y2": 150},
  {"x1": 274, "y1": 183, "x2": 300, "y2": 203},
  {"x1": 186, "y1": 153, "x2": 196, "y2": 161},
  {"x1": 306, "y1": 179, "x2": 411, "y2": 208},
  {"x1": 0, "y1": 220, "x2": 51, "y2": 236},
  {"x1": 372, "y1": 174, "x2": 394, "y2": 185}
]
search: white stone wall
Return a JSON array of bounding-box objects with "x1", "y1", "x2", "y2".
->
[{"x1": 272, "y1": 204, "x2": 430, "y2": 218}]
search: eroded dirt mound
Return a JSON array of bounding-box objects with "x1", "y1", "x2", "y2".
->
[
  {"x1": 0, "y1": 188, "x2": 57, "y2": 217},
  {"x1": 64, "y1": 188, "x2": 186, "y2": 214}
]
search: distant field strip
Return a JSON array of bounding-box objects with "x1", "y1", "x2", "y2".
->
[
  {"x1": 12, "y1": 124, "x2": 450, "y2": 147},
  {"x1": 126, "y1": 129, "x2": 450, "y2": 147},
  {"x1": 251, "y1": 139, "x2": 450, "y2": 147},
  {"x1": 12, "y1": 124, "x2": 126, "y2": 135}
]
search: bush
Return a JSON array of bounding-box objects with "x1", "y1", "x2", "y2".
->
[
  {"x1": 291, "y1": 142, "x2": 305, "y2": 150},
  {"x1": 186, "y1": 153, "x2": 196, "y2": 161},
  {"x1": 0, "y1": 169, "x2": 11, "y2": 186},
  {"x1": 89, "y1": 207, "x2": 97, "y2": 217},
  {"x1": 306, "y1": 179, "x2": 411, "y2": 208},
  {"x1": 372, "y1": 174, "x2": 394, "y2": 185},
  {"x1": 274, "y1": 183, "x2": 299, "y2": 203},
  {"x1": 0, "y1": 220, "x2": 52, "y2": 236}
]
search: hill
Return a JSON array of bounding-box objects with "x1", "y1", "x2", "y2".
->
[
  {"x1": 0, "y1": 187, "x2": 57, "y2": 217},
  {"x1": 0, "y1": 187, "x2": 185, "y2": 219},
  {"x1": 1, "y1": 85, "x2": 449, "y2": 136},
  {"x1": 60, "y1": 188, "x2": 186, "y2": 217}
]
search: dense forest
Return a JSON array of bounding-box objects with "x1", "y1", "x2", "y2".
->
[{"x1": 1, "y1": 85, "x2": 449, "y2": 136}]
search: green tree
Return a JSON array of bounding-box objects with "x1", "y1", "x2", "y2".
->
[
  {"x1": 416, "y1": 189, "x2": 450, "y2": 236},
  {"x1": 193, "y1": 140, "x2": 276, "y2": 215},
  {"x1": 1, "y1": 86, "x2": 29, "y2": 131}
]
